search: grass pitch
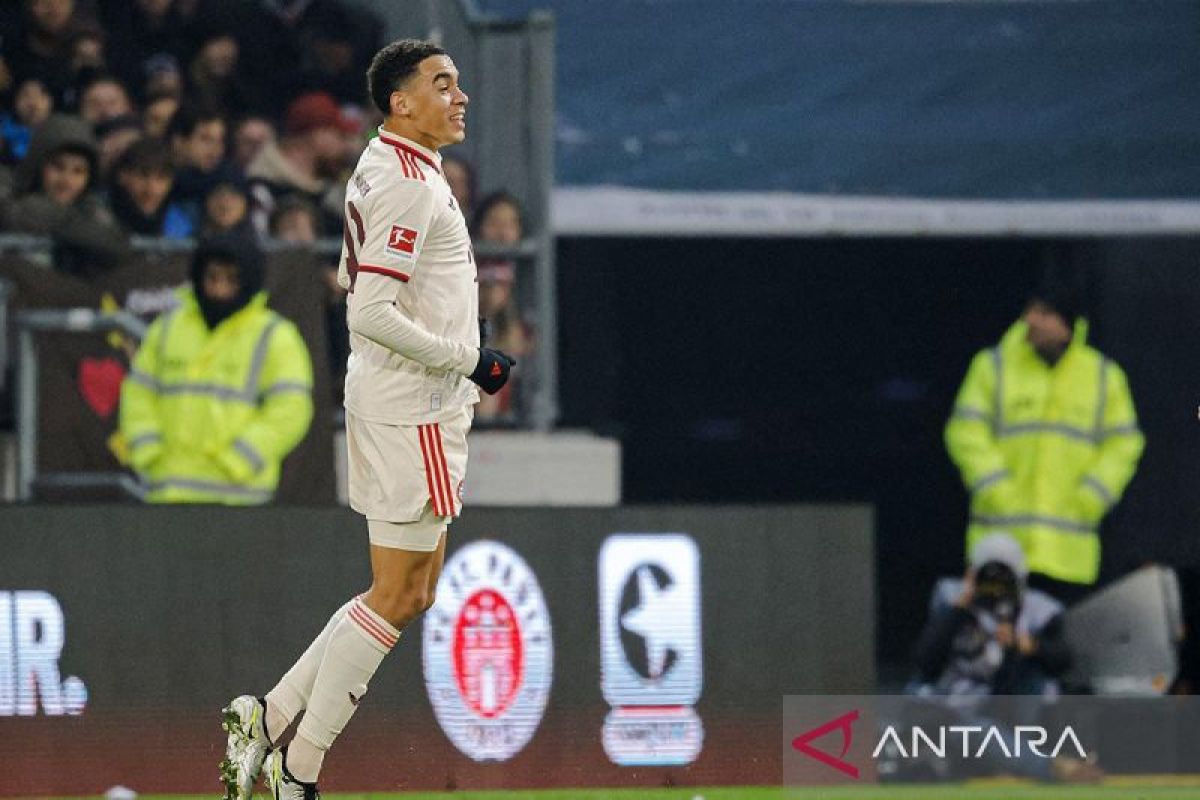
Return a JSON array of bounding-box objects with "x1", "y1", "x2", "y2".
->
[{"x1": 119, "y1": 784, "x2": 1200, "y2": 800}]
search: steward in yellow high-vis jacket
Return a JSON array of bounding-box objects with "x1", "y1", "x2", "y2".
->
[
  {"x1": 119, "y1": 234, "x2": 314, "y2": 504},
  {"x1": 945, "y1": 290, "x2": 1144, "y2": 586}
]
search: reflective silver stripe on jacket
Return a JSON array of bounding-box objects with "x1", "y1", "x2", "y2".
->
[
  {"x1": 996, "y1": 422, "x2": 1095, "y2": 443},
  {"x1": 1082, "y1": 475, "x2": 1115, "y2": 506},
  {"x1": 990, "y1": 347, "x2": 1002, "y2": 435},
  {"x1": 138, "y1": 313, "x2": 285, "y2": 404},
  {"x1": 952, "y1": 406, "x2": 991, "y2": 423},
  {"x1": 233, "y1": 439, "x2": 266, "y2": 474},
  {"x1": 970, "y1": 468, "x2": 1009, "y2": 493},
  {"x1": 127, "y1": 432, "x2": 161, "y2": 450},
  {"x1": 1094, "y1": 358, "x2": 1109, "y2": 439},
  {"x1": 970, "y1": 513, "x2": 1094, "y2": 535},
  {"x1": 148, "y1": 478, "x2": 273, "y2": 502},
  {"x1": 261, "y1": 381, "x2": 312, "y2": 398}
]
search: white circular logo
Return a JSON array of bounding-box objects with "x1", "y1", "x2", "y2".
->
[{"x1": 422, "y1": 540, "x2": 553, "y2": 761}]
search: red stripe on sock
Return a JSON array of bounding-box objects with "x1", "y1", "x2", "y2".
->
[
  {"x1": 348, "y1": 603, "x2": 396, "y2": 649},
  {"x1": 351, "y1": 601, "x2": 397, "y2": 644}
]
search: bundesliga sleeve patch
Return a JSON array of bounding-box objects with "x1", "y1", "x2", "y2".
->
[{"x1": 387, "y1": 225, "x2": 419, "y2": 259}]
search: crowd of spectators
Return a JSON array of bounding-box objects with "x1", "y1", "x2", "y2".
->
[{"x1": 0, "y1": 0, "x2": 538, "y2": 425}]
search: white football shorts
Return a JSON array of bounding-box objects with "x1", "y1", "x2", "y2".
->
[{"x1": 346, "y1": 405, "x2": 472, "y2": 543}]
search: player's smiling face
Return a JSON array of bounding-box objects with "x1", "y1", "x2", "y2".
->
[{"x1": 394, "y1": 55, "x2": 468, "y2": 151}]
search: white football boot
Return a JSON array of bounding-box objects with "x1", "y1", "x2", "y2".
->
[
  {"x1": 263, "y1": 747, "x2": 321, "y2": 800},
  {"x1": 220, "y1": 695, "x2": 272, "y2": 800}
]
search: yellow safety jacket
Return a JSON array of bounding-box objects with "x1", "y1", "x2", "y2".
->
[
  {"x1": 119, "y1": 289, "x2": 314, "y2": 504},
  {"x1": 945, "y1": 319, "x2": 1144, "y2": 584}
]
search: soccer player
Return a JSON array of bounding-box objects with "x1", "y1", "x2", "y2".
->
[{"x1": 220, "y1": 39, "x2": 515, "y2": 800}]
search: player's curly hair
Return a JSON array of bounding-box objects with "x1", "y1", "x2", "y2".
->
[{"x1": 367, "y1": 39, "x2": 447, "y2": 116}]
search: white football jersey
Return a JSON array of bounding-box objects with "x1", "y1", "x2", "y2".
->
[{"x1": 338, "y1": 129, "x2": 480, "y2": 424}]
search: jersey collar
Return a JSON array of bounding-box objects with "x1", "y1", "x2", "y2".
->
[{"x1": 377, "y1": 127, "x2": 442, "y2": 174}]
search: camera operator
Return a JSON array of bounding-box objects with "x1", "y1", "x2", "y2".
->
[{"x1": 915, "y1": 532, "x2": 1071, "y2": 697}]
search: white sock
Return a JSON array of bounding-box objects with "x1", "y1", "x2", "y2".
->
[
  {"x1": 290, "y1": 597, "x2": 398, "y2": 782},
  {"x1": 264, "y1": 598, "x2": 354, "y2": 742}
]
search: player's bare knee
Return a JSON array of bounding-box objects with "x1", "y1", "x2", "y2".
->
[{"x1": 367, "y1": 585, "x2": 429, "y2": 628}]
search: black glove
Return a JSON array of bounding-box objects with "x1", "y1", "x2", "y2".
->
[{"x1": 469, "y1": 348, "x2": 516, "y2": 395}]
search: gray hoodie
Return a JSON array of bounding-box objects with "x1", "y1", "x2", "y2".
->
[{"x1": 5, "y1": 114, "x2": 128, "y2": 276}]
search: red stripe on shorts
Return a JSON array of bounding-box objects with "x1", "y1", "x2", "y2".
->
[
  {"x1": 419, "y1": 425, "x2": 446, "y2": 516},
  {"x1": 431, "y1": 423, "x2": 455, "y2": 516}
]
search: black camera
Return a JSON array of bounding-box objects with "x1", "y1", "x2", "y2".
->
[{"x1": 973, "y1": 561, "x2": 1021, "y2": 622}]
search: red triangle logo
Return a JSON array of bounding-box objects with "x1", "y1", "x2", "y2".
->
[
  {"x1": 791, "y1": 709, "x2": 860, "y2": 779},
  {"x1": 490, "y1": 362, "x2": 503, "y2": 377}
]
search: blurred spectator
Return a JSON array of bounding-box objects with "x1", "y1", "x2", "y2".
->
[
  {"x1": 270, "y1": 193, "x2": 347, "y2": 400},
  {"x1": 442, "y1": 153, "x2": 475, "y2": 218},
  {"x1": 119, "y1": 232, "x2": 314, "y2": 504},
  {"x1": 3, "y1": 113, "x2": 127, "y2": 276},
  {"x1": 166, "y1": 101, "x2": 239, "y2": 225},
  {"x1": 200, "y1": 176, "x2": 250, "y2": 236},
  {"x1": 94, "y1": 113, "x2": 142, "y2": 179},
  {"x1": 79, "y1": 73, "x2": 134, "y2": 126},
  {"x1": 99, "y1": 0, "x2": 190, "y2": 101},
  {"x1": 472, "y1": 191, "x2": 534, "y2": 423},
  {"x1": 67, "y1": 25, "x2": 106, "y2": 75},
  {"x1": 1, "y1": 75, "x2": 54, "y2": 163},
  {"x1": 186, "y1": 24, "x2": 258, "y2": 116},
  {"x1": 140, "y1": 52, "x2": 183, "y2": 101},
  {"x1": 290, "y1": 1, "x2": 381, "y2": 105},
  {"x1": 900, "y1": 534, "x2": 1097, "y2": 783},
  {"x1": 231, "y1": 114, "x2": 275, "y2": 171},
  {"x1": 61, "y1": 24, "x2": 108, "y2": 106},
  {"x1": 269, "y1": 194, "x2": 319, "y2": 243},
  {"x1": 945, "y1": 268, "x2": 1145, "y2": 602},
  {"x1": 913, "y1": 533, "x2": 1070, "y2": 696},
  {"x1": 141, "y1": 87, "x2": 178, "y2": 137},
  {"x1": 247, "y1": 91, "x2": 354, "y2": 237},
  {"x1": 7, "y1": 0, "x2": 95, "y2": 103},
  {"x1": 231, "y1": 0, "x2": 379, "y2": 115},
  {"x1": 108, "y1": 135, "x2": 192, "y2": 237}
]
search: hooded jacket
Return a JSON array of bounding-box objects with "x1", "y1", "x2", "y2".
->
[
  {"x1": 945, "y1": 319, "x2": 1145, "y2": 585},
  {"x1": 245, "y1": 140, "x2": 342, "y2": 236},
  {"x1": 118, "y1": 246, "x2": 314, "y2": 504},
  {"x1": 5, "y1": 114, "x2": 128, "y2": 275}
]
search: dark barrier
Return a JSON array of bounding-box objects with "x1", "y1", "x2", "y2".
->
[
  {"x1": 0, "y1": 251, "x2": 335, "y2": 503},
  {"x1": 0, "y1": 503, "x2": 873, "y2": 794},
  {"x1": 556, "y1": 235, "x2": 1200, "y2": 670}
]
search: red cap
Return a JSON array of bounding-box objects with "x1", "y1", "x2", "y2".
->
[{"x1": 284, "y1": 92, "x2": 358, "y2": 136}]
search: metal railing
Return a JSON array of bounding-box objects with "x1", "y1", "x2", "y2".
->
[
  {"x1": 0, "y1": 278, "x2": 11, "y2": 393},
  {"x1": 1, "y1": 233, "x2": 557, "y2": 428},
  {"x1": 15, "y1": 308, "x2": 148, "y2": 501}
]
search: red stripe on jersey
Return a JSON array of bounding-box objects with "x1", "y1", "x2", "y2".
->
[
  {"x1": 408, "y1": 151, "x2": 428, "y2": 181},
  {"x1": 349, "y1": 603, "x2": 396, "y2": 649},
  {"x1": 379, "y1": 133, "x2": 441, "y2": 174},
  {"x1": 394, "y1": 148, "x2": 412, "y2": 179},
  {"x1": 347, "y1": 200, "x2": 365, "y2": 245},
  {"x1": 400, "y1": 149, "x2": 426, "y2": 182},
  {"x1": 391, "y1": 147, "x2": 428, "y2": 182},
  {"x1": 357, "y1": 264, "x2": 410, "y2": 282},
  {"x1": 430, "y1": 423, "x2": 455, "y2": 516},
  {"x1": 419, "y1": 425, "x2": 446, "y2": 516}
]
